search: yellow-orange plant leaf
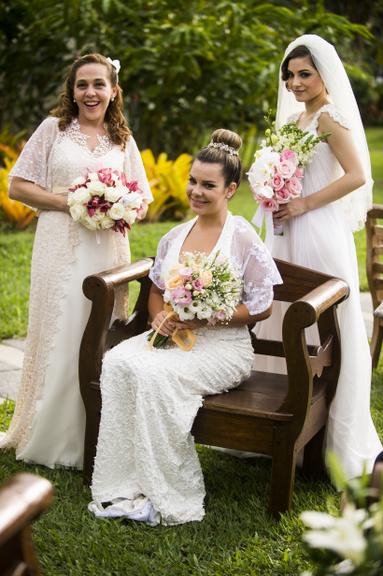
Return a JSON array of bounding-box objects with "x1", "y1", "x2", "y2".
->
[
  {"x1": 140, "y1": 149, "x2": 192, "y2": 222},
  {"x1": 0, "y1": 144, "x2": 35, "y2": 229}
]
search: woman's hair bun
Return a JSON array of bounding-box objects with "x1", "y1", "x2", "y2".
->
[{"x1": 210, "y1": 129, "x2": 242, "y2": 152}]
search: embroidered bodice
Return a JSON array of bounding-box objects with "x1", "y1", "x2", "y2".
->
[{"x1": 10, "y1": 116, "x2": 152, "y2": 202}]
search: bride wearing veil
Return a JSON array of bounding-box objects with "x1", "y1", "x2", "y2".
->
[{"x1": 256, "y1": 34, "x2": 382, "y2": 479}]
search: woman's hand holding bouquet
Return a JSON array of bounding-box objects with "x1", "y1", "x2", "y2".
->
[
  {"x1": 68, "y1": 167, "x2": 146, "y2": 235},
  {"x1": 148, "y1": 251, "x2": 242, "y2": 351},
  {"x1": 247, "y1": 114, "x2": 328, "y2": 247}
]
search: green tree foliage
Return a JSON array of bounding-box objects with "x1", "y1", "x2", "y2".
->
[
  {"x1": 323, "y1": 0, "x2": 383, "y2": 124},
  {"x1": 0, "y1": 0, "x2": 373, "y2": 156}
]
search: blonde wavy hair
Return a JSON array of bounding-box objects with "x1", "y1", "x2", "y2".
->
[{"x1": 51, "y1": 53, "x2": 131, "y2": 149}]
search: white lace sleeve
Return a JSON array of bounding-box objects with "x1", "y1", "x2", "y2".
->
[
  {"x1": 148, "y1": 234, "x2": 171, "y2": 289},
  {"x1": 124, "y1": 136, "x2": 153, "y2": 203},
  {"x1": 9, "y1": 116, "x2": 58, "y2": 190},
  {"x1": 314, "y1": 104, "x2": 351, "y2": 131},
  {"x1": 232, "y1": 218, "x2": 282, "y2": 316}
]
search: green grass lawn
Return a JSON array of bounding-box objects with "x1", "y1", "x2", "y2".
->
[{"x1": 0, "y1": 359, "x2": 382, "y2": 575}]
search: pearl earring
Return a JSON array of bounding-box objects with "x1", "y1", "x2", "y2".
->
[
  {"x1": 111, "y1": 97, "x2": 115, "y2": 102},
  {"x1": 73, "y1": 98, "x2": 76, "y2": 103}
]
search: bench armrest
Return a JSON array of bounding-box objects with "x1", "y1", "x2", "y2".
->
[
  {"x1": 79, "y1": 258, "x2": 153, "y2": 389},
  {"x1": 367, "y1": 204, "x2": 383, "y2": 219},
  {"x1": 0, "y1": 473, "x2": 53, "y2": 546},
  {"x1": 281, "y1": 277, "x2": 348, "y2": 423}
]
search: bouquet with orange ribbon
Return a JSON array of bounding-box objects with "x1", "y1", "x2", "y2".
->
[{"x1": 148, "y1": 251, "x2": 242, "y2": 350}]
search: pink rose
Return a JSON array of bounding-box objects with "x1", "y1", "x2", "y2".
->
[
  {"x1": 285, "y1": 176, "x2": 302, "y2": 198},
  {"x1": 275, "y1": 187, "x2": 291, "y2": 204},
  {"x1": 261, "y1": 197, "x2": 279, "y2": 212},
  {"x1": 272, "y1": 173, "x2": 284, "y2": 191},
  {"x1": 192, "y1": 279, "x2": 204, "y2": 291},
  {"x1": 281, "y1": 149, "x2": 297, "y2": 163},
  {"x1": 277, "y1": 159, "x2": 296, "y2": 179},
  {"x1": 97, "y1": 168, "x2": 115, "y2": 186},
  {"x1": 294, "y1": 167, "x2": 303, "y2": 179},
  {"x1": 171, "y1": 287, "x2": 192, "y2": 306}
]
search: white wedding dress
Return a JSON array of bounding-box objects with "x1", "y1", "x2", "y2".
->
[
  {"x1": 89, "y1": 213, "x2": 282, "y2": 525},
  {"x1": 256, "y1": 104, "x2": 382, "y2": 479},
  {"x1": 0, "y1": 116, "x2": 152, "y2": 469}
]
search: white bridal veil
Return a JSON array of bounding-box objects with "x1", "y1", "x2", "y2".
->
[{"x1": 276, "y1": 34, "x2": 373, "y2": 231}]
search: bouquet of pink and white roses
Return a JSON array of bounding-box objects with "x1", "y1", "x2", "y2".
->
[
  {"x1": 67, "y1": 168, "x2": 146, "y2": 236},
  {"x1": 148, "y1": 251, "x2": 242, "y2": 350},
  {"x1": 247, "y1": 116, "x2": 328, "y2": 246}
]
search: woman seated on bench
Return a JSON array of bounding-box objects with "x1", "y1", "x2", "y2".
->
[{"x1": 88, "y1": 129, "x2": 282, "y2": 526}]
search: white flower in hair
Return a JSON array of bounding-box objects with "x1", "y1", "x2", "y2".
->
[{"x1": 106, "y1": 57, "x2": 121, "y2": 74}]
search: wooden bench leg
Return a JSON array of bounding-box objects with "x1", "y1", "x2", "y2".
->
[
  {"x1": 302, "y1": 426, "x2": 327, "y2": 479},
  {"x1": 82, "y1": 382, "x2": 102, "y2": 484},
  {"x1": 269, "y1": 431, "x2": 297, "y2": 517},
  {"x1": 370, "y1": 319, "x2": 383, "y2": 369}
]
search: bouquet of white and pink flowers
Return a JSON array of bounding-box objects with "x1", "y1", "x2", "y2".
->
[
  {"x1": 67, "y1": 167, "x2": 146, "y2": 236},
  {"x1": 247, "y1": 116, "x2": 328, "y2": 246},
  {"x1": 148, "y1": 251, "x2": 242, "y2": 350}
]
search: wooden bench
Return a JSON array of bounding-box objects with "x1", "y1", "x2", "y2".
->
[
  {"x1": 79, "y1": 257, "x2": 349, "y2": 516},
  {"x1": 0, "y1": 473, "x2": 53, "y2": 576},
  {"x1": 366, "y1": 204, "x2": 383, "y2": 368}
]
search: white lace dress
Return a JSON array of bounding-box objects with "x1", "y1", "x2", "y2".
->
[
  {"x1": 0, "y1": 116, "x2": 152, "y2": 469},
  {"x1": 89, "y1": 213, "x2": 282, "y2": 525},
  {"x1": 256, "y1": 104, "x2": 382, "y2": 479}
]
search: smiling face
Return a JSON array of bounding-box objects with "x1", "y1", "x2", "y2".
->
[
  {"x1": 285, "y1": 56, "x2": 326, "y2": 104},
  {"x1": 73, "y1": 63, "x2": 116, "y2": 125},
  {"x1": 186, "y1": 159, "x2": 237, "y2": 219}
]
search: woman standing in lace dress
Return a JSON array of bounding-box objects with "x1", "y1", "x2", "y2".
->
[
  {"x1": 0, "y1": 54, "x2": 152, "y2": 469},
  {"x1": 256, "y1": 35, "x2": 382, "y2": 479},
  {"x1": 88, "y1": 129, "x2": 282, "y2": 525}
]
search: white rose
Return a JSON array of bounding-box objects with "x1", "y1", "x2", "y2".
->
[
  {"x1": 108, "y1": 202, "x2": 126, "y2": 220},
  {"x1": 67, "y1": 194, "x2": 77, "y2": 207},
  {"x1": 88, "y1": 172, "x2": 99, "y2": 182},
  {"x1": 99, "y1": 216, "x2": 115, "y2": 230},
  {"x1": 253, "y1": 185, "x2": 274, "y2": 199},
  {"x1": 70, "y1": 187, "x2": 91, "y2": 205},
  {"x1": 71, "y1": 176, "x2": 86, "y2": 187},
  {"x1": 87, "y1": 180, "x2": 106, "y2": 194},
  {"x1": 104, "y1": 187, "x2": 122, "y2": 203},
  {"x1": 121, "y1": 192, "x2": 142, "y2": 209},
  {"x1": 82, "y1": 214, "x2": 99, "y2": 231},
  {"x1": 123, "y1": 209, "x2": 137, "y2": 226},
  {"x1": 69, "y1": 204, "x2": 88, "y2": 222}
]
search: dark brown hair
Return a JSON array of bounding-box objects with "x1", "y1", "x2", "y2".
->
[
  {"x1": 51, "y1": 53, "x2": 131, "y2": 149},
  {"x1": 281, "y1": 45, "x2": 317, "y2": 82},
  {"x1": 196, "y1": 129, "x2": 242, "y2": 186}
]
